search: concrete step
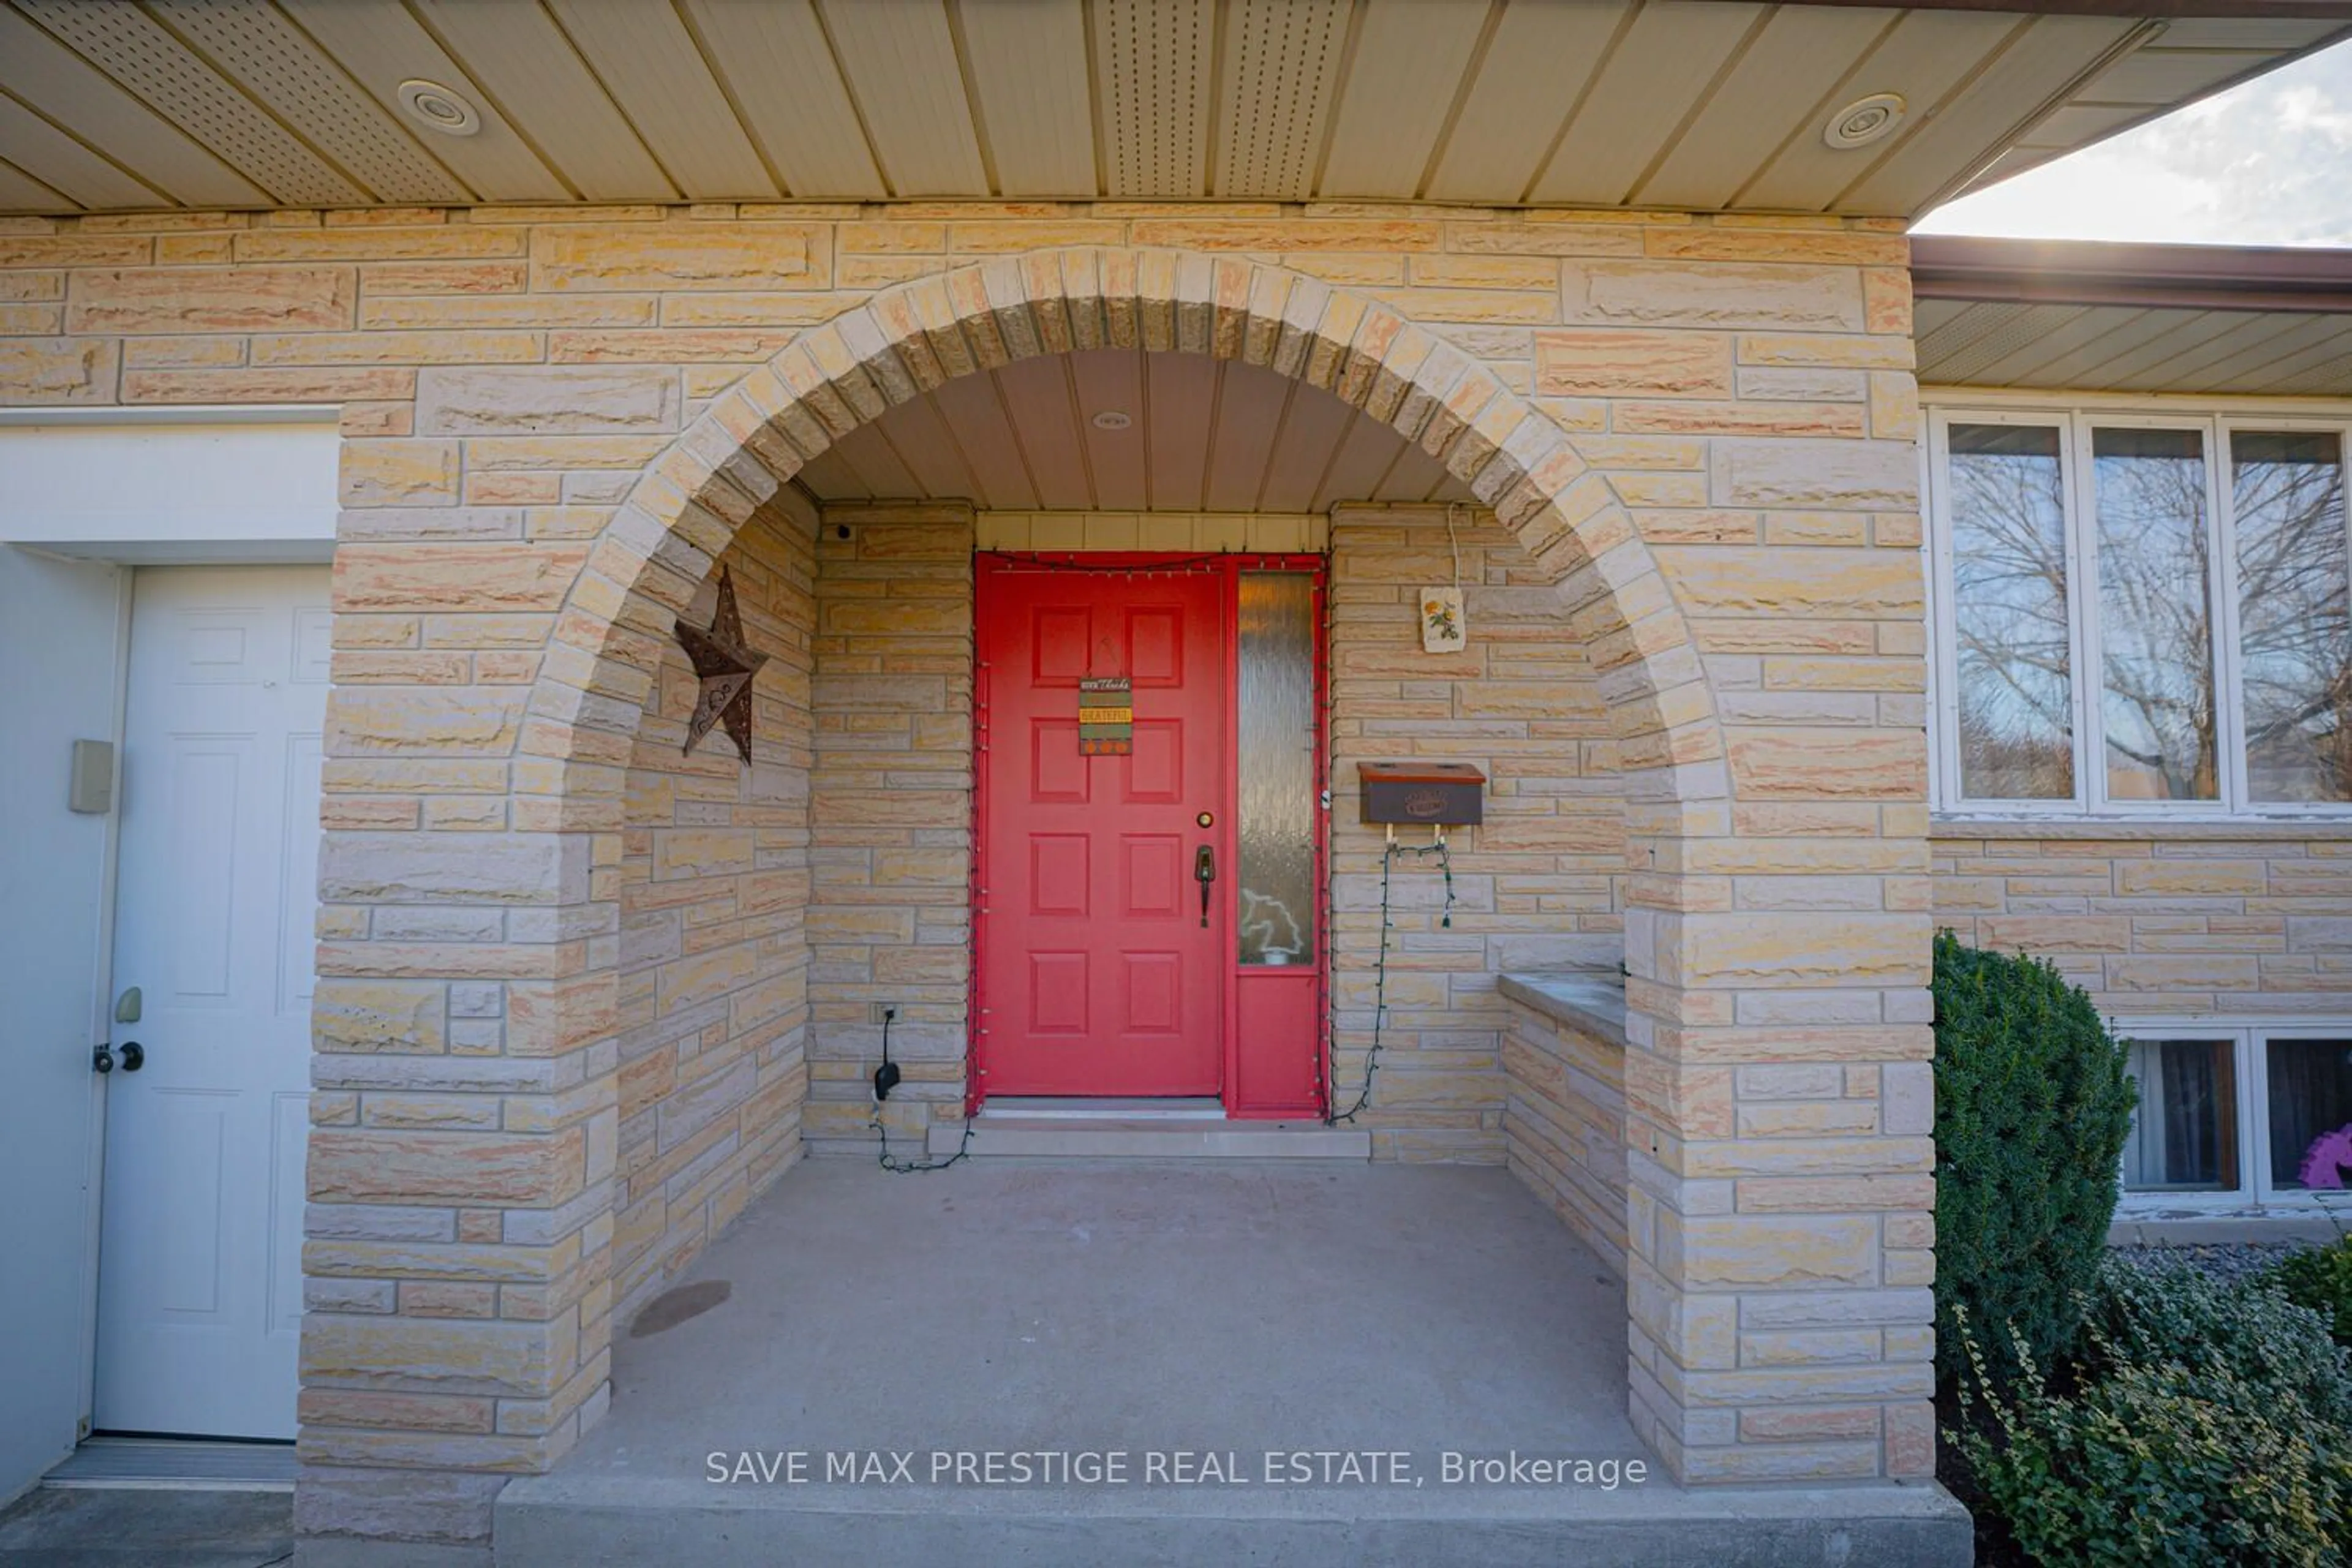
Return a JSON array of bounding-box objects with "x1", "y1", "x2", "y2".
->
[
  {"x1": 980, "y1": 1096, "x2": 1226, "y2": 1121},
  {"x1": 930, "y1": 1117, "x2": 1370, "y2": 1159},
  {"x1": 42, "y1": 1437, "x2": 296, "y2": 1491},
  {"x1": 495, "y1": 1477, "x2": 1972, "y2": 1568}
]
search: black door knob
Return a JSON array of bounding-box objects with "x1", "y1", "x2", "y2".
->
[{"x1": 119, "y1": 1041, "x2": 144, "y2": 1072}]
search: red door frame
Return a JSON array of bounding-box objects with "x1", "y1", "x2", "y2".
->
[{"x1": 970, "y1": 551, "x2": 1329, "y2": 1118}]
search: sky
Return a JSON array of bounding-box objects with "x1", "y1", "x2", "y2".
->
[{"x1": 1917, "y1": 38, "x2": 2352, "y2": 246}]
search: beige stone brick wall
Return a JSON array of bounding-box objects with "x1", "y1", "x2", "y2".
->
[
  {"x1": 1932, "y1": 823, "x2": 2352, "y2": 1015},
  {"x1": 804, "y1": 502, "x2": 977, "y2": 1156},
  {"x1": 0, "y1": 202, "x2": 1945, "y2": 1511},
  {"x1": 1329, "y1": 503, "x2": 1623, "y2": 1160},
  {"x1": 1504, "y1": 1003, "x2": 1630, "y2": 1270},
  {"x1": 612, "y1": 503, "x2": 816, "y2": 1321}
]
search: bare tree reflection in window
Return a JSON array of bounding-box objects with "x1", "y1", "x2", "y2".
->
[
  {"x1": 1948, "y1": 424, "x2": 2075, "y2": 799},
  {"x1": 2092, "y1": 428, "x2": 2219, "y2": 801},
  {"x1": 2234, "y1": 431, "x2": 2352, "y2": 802}
]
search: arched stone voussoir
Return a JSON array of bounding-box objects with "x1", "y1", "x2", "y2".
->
[
  {"x1": 657, "y1": 418, "x2": 783, "y2": 521},
  {"x1": 535, "y1": 245, "x2": 1725, "y2": 827},
  {"x1": 829, "y1": 307, "x2": 924, "y2": 409},
  {"x1": 511, "y1": 753, "x2": 629, "y2": 806}
]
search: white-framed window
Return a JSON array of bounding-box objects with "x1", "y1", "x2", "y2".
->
[
  {"x1": 1926, "y1": 405, "x2": 2352, "y2": 818},
  {"x1": 2114, "y1": 1020, "x2": 2352, "y2": 1205}
]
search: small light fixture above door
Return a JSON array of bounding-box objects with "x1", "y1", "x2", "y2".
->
[
  {"x1": 1091, "y1": 410, "x2": 1133, "y2": 431},
  {"x1": 399, "y1": 80, "x2": 483, "y2": 138},
  {"x1": 1823, "y1": 94, "x2": 1905, "y2": 151}
]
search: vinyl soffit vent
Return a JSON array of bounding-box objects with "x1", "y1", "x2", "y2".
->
[
  {"x1": 1099, "y1": 0, "x2": 1212, "y2": 198},
  {"x1": 19, "y1": 0, "x2": 363, "y2": 203},
  {"x1": 1216, "y1": 0, "x2": 1346, "y2": 200},
  {"x1": 153, "y1": 1, "x2": 469, "y2": 202}
]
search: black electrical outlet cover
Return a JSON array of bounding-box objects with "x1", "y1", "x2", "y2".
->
[{"x1": 873, "y1": 1060, "x2": 902, "y2": 1101}]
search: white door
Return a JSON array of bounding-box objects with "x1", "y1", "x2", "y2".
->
[{"x1": 94, "y1": 565, "x2": 329, "y2": 1439}]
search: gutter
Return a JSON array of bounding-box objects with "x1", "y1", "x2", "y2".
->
[{"x1": 1909, "y1": 234, "x2": 2352, "y2": 313}]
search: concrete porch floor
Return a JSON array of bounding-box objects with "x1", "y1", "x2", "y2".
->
[{"x1": 497, "y1": 1160, "x2": 1967, "y2": 1567}]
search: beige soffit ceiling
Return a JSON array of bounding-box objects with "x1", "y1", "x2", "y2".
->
[
  {"x1": 0, "y1": 1, "x2": 2344, "y2": 221},
  {"x1": 794, "y1": 347, "x2": 1474, "y2": 512},
  {"x1": 1913, "y1": 235, "x2": 2352, "y2": 397}
]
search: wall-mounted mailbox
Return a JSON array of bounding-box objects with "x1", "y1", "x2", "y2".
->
[{"x1": 1357, "y1": 762, "x2": 1485, "y2": 826}]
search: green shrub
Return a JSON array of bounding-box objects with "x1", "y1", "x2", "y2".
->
[
  {"x1": 2096, "y1": 1251, "x2": 2352, "y2": 1427},
  {"x1": 1951, "y1": 1256, "x2": 2352, "y2": 1567},
  {"x1": 1954, "y1": 1328, "x2": 2352, "y2": 1567},
  {"x1": 2266, "y1": 1235, "x2": 2352, "y2": 1349},
  {"x1": 1931, "y1": 931, "x2": 2136, "y2": 1382}
]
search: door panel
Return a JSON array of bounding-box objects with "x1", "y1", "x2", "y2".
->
[
  {"x1": 0, "y1": 548, "x2": 125, "y2": 1498},
  {"x1": 981, "y1": 565, "x2": 1224, "y2": 1096},
  {"x1": 94, "y1": 565, "x2": 326, "y2": 1439}
]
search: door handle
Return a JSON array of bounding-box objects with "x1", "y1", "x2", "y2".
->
[
  {"x1": 119, "y1": 1041, "x2": 144, "y2": 1072},
  {"x1": 1194, "y1": 843, "x2": 1215, "y2": 928}
]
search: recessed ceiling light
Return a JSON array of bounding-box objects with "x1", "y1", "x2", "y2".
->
[
  {"x1": 399, "y1": 80, "x2": 482, "y2": 138},
  {"x1": 1823, "y1": 93, "x2": 1905, "y2": 151},
  {"x1": 1091, "y1": 410, "x2": 1133, "y2": 431}
]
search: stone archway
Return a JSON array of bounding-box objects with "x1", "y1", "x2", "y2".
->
[
  {"x1": 306, "y1": 245, "x2": 1934, "y2": 1526},
  {"x1": 536, "y1": 241, "x2": 1737, "y2": 1447},
  {"x1": 543, "y1": 248, "x2": 1713, "y2": 761}
]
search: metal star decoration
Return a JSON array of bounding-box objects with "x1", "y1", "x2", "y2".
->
[{"x1": 675, "y1": 565, "x2": 767, "y2": 765}]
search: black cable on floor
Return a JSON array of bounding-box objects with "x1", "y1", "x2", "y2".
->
[{"x1": 872, "y1": 1009, "x2": 974, "y2": 1172}]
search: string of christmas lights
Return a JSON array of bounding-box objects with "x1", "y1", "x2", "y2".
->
[
  {"x1": 1329, "y1": 833, "x2": 1455, "y2": 1126},
  {"x1": 982, "y1": 551, "x2": 1316, "y2": 579}
]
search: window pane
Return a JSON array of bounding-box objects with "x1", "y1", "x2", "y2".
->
[
  {"x1": 2234, "y1": 431, "x2": 2352, "y2": 802},
  {"x1": 2094, "y1": 428, "x2": 2220, "y2": 801},
  {"x1": 1948, "y1": 423, "x2": 2075, "y2": 799},
  {"x1": 2122, "y1": 1038, "x2": 2239, "y2": 1191},
  {"x1": 2265, "y1": 1037, "x2": 2352, "y2": 1190},
  {"x1": 1237, "y1": 574, "x2": 1315, "y2": 967}
]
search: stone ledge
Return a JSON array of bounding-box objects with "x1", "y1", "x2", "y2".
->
[
  {"x1": 2109, "y1": 1210, "x2": 2346, "y2": 1248},
  {"x1": 1499, "y1": 971, "x2": 1629, "y2": 1049}
]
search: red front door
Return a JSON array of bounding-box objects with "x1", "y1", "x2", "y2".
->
[{"x1": 978, "y1": 560, "x2": 1226, "y2": 1096}]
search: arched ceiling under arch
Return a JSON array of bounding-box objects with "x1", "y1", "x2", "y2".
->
[{"x1": 794, "y1": 347, "x2": 1475, "y2": 513}]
